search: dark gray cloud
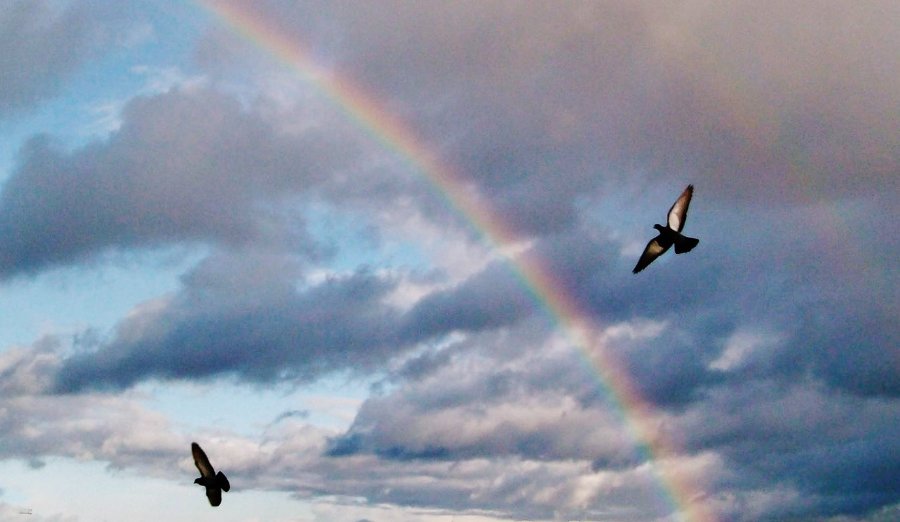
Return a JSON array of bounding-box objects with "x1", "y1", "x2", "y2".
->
[
  {"x1": 570, "y1": 198, "x2": 897, "y2": 400},
  {"x1": 52, "y1": 249, "x2": 538, "y2": 393},
  {"x1": 676, "y1": 379, "x2": 900, "y2": 521},
  {"x1": 201, "y1": 0, "x2": 898, "y2": 237},
  {"x1": 400, "y1": 260, "x2": 535, "y2": 339},
  {"x1": 54, "y1": 259, "x2": 403, "y2": 392},
  {"x1": 0, "y1": 87, "x2": 362, "y2": 277}
]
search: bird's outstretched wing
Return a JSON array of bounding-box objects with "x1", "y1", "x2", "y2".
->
[
  {"x1": 206, "y1": 485, "x2": 223, "y2": 507},
  {"x1": 633, "y1": 236, "x2": 669, "y2": 273},
  {"x1": 667, "y1": 184, "x2": 693, "y2": 232},
  {"x1": 192, "y1": 442, "x2": 215, "y2": 479}
]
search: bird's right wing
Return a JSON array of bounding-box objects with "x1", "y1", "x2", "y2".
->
[
  {"x1": 667, "y1": 184, "x2": 693, "y2": 232},
  {"x1": 192, "y1": 442, "x2": 215, "y2": 478},
  {"x1": 633, "y1": 236, "x2": 668, "y2": 273}
]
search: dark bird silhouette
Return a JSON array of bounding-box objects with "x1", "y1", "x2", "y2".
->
[
  {"x1": 633, "y1": 184, "x2": 699, "y2": 273},
  {"x1": 192, "y1": 442, "x2": 230, "y2": 507}
]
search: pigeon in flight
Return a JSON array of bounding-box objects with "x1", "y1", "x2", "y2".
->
[
  {"x1": 192, "y1": 442, "x2": 231, "y2": 507},
  {"x1": 633, "y1": 184, "x2": 700, "y2": 273}
]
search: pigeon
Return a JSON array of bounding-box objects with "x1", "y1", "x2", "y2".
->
[
  {"x1": 632, "y1": 184, "x2": 700, "y2": 273},
  {"x1": 192, "y1": 442, "x2": 231, "y2": 507}
]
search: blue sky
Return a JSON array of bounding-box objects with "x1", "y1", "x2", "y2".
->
[{"x1": 0, "y1": 2, "x2": 898, "y2": 521}]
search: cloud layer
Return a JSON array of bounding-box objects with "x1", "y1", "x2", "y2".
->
[{"x1": 1, "y1": 2, "x2": 898, "y2": 521}]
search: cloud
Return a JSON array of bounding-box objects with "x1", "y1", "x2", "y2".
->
[
  {"x1": 0, "y1": 336, "x2": 61, "y2": 396},
  {"x1": 42, "y1": 193, "x2": 899, "y2": 517},
  {"x1": 5, "y1": 1, "x2": 894, "y2": 400},
  {"x1": 51, "y1": 242, "x2": 544, "y2": 393},
  {"x1": 0, "y1": 86, "x2": 367, "y2": 278},
  {"x1": 53, "y1": 260, "x2": 403, "y2": 392},
  {"x1": 2, "y1": 2, "x2": 898, "y2": 521},
  {"x1": 0, "y1": 1, "x2": 128, "y2": 116},
  {"x1": 400, "y1": 260, "x2": 535, "y2": 339},
  {"x1": 202, "y1": 0, "x2": 898, "y2": 220},
  {"x1": 6, "y1": 314, "x2": 898, "y2": 521},
  {"x1": 322, "y1": 322, "x2": 899, "y2": 520},
  {"x1": 676, "y1": 380, "x2": 900, "y2": 520},
  {"x1": 0, "y1": 346, "x2": 183, "y2": 472}
]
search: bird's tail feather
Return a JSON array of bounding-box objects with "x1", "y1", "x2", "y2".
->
[
  {"x1": 674, "y1": 235, "x2": 699, "y2": 254},
  {"x1": 217, "y1": 471, "x2": 231, "y2": 492}
]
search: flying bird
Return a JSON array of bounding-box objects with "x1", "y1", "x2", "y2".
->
[
  {"x1": 192, "y1": 442, "x2": 231, "y2": 507},
  {"x1": 633, "y1": 184, "x2": 700, "y2": 273}
]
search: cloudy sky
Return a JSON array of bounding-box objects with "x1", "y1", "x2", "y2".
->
[{"x1": 0, "y1": 1, "x2": 897, "y2": 521}]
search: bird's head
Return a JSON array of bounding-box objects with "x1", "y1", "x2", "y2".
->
[
  {"x1": 653, "y1": 224, "x2": 665, "y2": 231},
  {"x1": 194, "y1": 478, "x2": 203, "y2": 485}
]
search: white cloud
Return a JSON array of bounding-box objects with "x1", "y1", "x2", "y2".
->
[{"x1": 709, "y1": 329, "x2": 783, "y2": 372}]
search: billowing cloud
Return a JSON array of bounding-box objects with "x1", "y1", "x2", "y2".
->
[
  {"x1": 1, "y1": 2, "x2": 898, "y2": 521},
  {"x1": 0, "y1": 87, "x2": 365, "y2": 277},
  {"x1": 322, "y1": 320, "x2": 900, "y2": 520},
  {"x1": 0, "y1": 341, "x2": 182, "y2": 471},
  {"x1": 53, "y1": 260, "x2": 402, "y2": 392},
  {"x1": 676, "y1": 379, "x2": 900, "y2": 520},
  {"x1": 52, "y1": 247, "x2": 539, "y2": 392},
  {"x1": 200, "y1": 0, "x2": 898, "y2": 220}
]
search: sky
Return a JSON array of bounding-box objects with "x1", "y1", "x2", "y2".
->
[{"x1": 0, "y1": 1, "x2": 897, "y2": 521}]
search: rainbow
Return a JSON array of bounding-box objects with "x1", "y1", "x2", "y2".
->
[{"x1": 194, "y1": 2, "x2": 716, "y2": 520}]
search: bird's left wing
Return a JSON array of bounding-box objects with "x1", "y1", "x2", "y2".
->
[
  {"x1": 633, "y1": 236, "x2": 668, "y2": 273},
  {"x1": 192, "y1": 442, "x2": 215, "y2": 478},
  {"x1": 667, "y1": 184, "x2": 693, "y2": 232}
]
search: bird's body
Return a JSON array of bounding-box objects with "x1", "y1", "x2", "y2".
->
[
  {"x1": 633, "y1": 185, "x2": 699, "y2": 273},
  {"x1": 192, "y1": 442, "x2": 230, "y2": 507}
]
